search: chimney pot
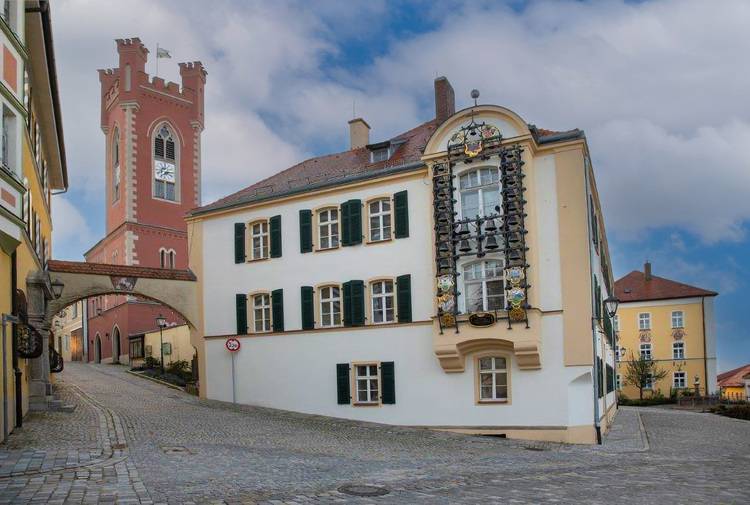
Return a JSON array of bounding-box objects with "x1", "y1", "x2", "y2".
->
[
  {"x1": 644, "y1": 261, "x2": 652, "y2": 281},
  {"x1": 434, "y1": 76, "x2": 455, "y2": 123},
  {"x1": 348, "y1": 118, "x2": 370, "y2": 150}
]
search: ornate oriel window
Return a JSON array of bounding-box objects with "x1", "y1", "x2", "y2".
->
[
  {"x1": 253, "y1": 293, "x2": 272, "y2": 332},
  {"x1": 368, "y1": 199, "x2": 391, "y2": 241},
  {"x1": 318, "y1": 208, "x2": 339, "y2": 249},
  {"x1": 319, "y1": 285, "x2": 341, "y2": 327},
  {"x1": 153, "y1": 124, "x2": 177, "y2": 201},
  {"x1": 463, "y1": 260, "x2": 504, "y2": 313},
  {"x1": 112, "y1": 127, "x2": 120, "y2": 202},
  {"x1": 370, "y1": 280, "x2": 394, "y2": 324},
  {"x1": 477, "y1": 356, "x2": 508, "y2": 402}
]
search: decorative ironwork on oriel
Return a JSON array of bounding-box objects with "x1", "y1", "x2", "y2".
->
[{"x1": 433, "y1": 111, "x2": 531, "y2": 332}]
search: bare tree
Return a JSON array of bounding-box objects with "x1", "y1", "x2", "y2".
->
[{"x1": 622, "y1": 351, "x2": 669, "y2": 400}]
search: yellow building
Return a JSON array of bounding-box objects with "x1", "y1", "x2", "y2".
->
[
  {"x1": 717, "y1": 364, "x2": 750, "y2": 401},
  {"x1": 0, "y1": 1, "x2": 67, "y2": 442},
  {"x1": 614, "y1": 262, "x2": 717, "y2": 398},
  {"x1": 51, "y1": 300, "x2": 84, "y2": 363},
  {"x1": 137, "y1": 323, "x2": 193, "y2": 369}
]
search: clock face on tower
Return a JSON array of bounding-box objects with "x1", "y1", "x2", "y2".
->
[{"x1": 154, "y1": 160, "x2": 176, "y2": 183}]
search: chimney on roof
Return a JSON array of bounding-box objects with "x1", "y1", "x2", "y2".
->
[
  {"x1": 644, "y1": 261, "x2": 652, "y2": 281},
  {"x1": 348, "y1": 118, "x2": 370, "y2": 150},
  {"x1": 434, "y1": 76, "x2": 455, "y2": 124}
]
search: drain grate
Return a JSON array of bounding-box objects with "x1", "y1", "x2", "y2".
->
[
  {"x1": 338, "y1": 484, "x2": 390, "y2": 497},
  {"x1": 161, "y1": 446, "x2": 190, "y2": 455}
]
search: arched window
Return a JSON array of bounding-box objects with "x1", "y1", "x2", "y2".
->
[
  {"x1": 112, "y1": 127, "x2": 120, "y2": 202},
  {"x1": 153, "y1": 124, "x2": 177, "y2": 201},
  {"x1": 159, "y1": 248, "x2": 167, "y2": 268},
  {"x1": 169, "y1": 250, "x2": 176, "y2": 269}
]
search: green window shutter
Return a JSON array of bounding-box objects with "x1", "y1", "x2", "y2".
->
[
  {"x1": 301, "y1": 286, "x2": 315, "y2": 330},
  {"x1": 271, "y1": 289, "x2": 284, "y2": 332},
  {"x1": 299, "y1": 210, "x2": 313, "y2": 253},
  {"x1": 336, "y1": 363, "x2": 351, "y2": 404},
  {"x1": 234, "y1": 223, "x2": 245, "y2": 263},
  {"x1": 235, "y1": 294, "x2": 247, "y2": 334},
  {"x1": 396, "y1": 274, "x2": 412, "y2": 323},
  {"x1": 393, "y1": 190, "x2": 409, "y2": 238},
  {"x1": 340, "y1": 202, "x2": 351, "y2": 246},
  {"x1": 342, "y1": 281, "x2": 352, "y2": 327},
  {"x1": 350, "y1": 280, "x2": 365, "y2": 326},
  {"x1": 347, "y1": 199, "x2": 362, "y2": 245},
  {"x1": 269, "y1": 215, "x2": 282, "y2": 258},
  {"x1": 381, "y1": 361, "x2": 395, "y2": 404}
]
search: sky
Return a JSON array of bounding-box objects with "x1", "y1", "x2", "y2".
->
[{"x1": 48, "y1": 0, "x2": 750, "y2": 372}]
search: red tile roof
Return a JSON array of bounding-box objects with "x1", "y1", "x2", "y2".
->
[
  {"x1": 717, "y1": 364, "x2": 750, "y2": 388},
  {"x1": 190, "y1": 118, "x2": 582, "y2": 217},
  {"x1": 47, "y1": 260, "x2": 197, "y2": 281},
  {"x1": 614, "y1": 270, "x2": 717, "y2": 303}
]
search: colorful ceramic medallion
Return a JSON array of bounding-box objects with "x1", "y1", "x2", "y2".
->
[
  {"x1": 505, "y1": 266, "x2": 524, "y2": 286},
  {"x1": 509, "y1": 307, "x2": 526, "y2": 322},
  {"x1": 508, "y1": 287, "x2": 526, "y2": 307},
  {"x1": 437, "y1": 275, "x2": 454, "y2": 293},
  {"x1": 437, "y1": 293, "x2": 455, "y2": 313}
]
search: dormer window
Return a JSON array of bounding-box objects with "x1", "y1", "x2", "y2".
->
[{"x1": 368, "y1": 141, "x2": 393, "y2": 163}]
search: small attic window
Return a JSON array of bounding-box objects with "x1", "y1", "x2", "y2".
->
[{"x1": 371, "y1": 147, "x2": 390, "y2": 163}]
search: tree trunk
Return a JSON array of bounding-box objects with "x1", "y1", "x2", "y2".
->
[{"x1": 639, "y1": 387, "x2": 644, "y2": 400}]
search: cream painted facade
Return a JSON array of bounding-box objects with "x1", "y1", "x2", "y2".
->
[
  {"x1": 51, "y1": 300, "x2": 84, "y2": 363},
  {"x1": 139, "y1": 323, "x2": 193, "y2": 367},
  {"x1": 616, "y1": 296, "x2": 717, "y2": 397},
  {"x1": 189, "y1": 90, "x2": 616, "y2": 443}
]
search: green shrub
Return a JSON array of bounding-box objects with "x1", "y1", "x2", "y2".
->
[
  {"x1": 711, "y1": 404, "x2": 750, "y2": 421},
  {"x1": 144, "y1": 356, "x2": 161, "y2": 369},
  {"x1": 166, "y1": 360, "x2": 190, "y2": 375}
]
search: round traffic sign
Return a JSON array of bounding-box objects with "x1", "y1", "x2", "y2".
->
[{"x1": 225, "y1": 337, "x2": 241, "y2": 352}]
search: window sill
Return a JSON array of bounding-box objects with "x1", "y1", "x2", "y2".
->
[
  {"x1": 365, "y1": 237, "x2": 393, "y2": 246},
  {"x1": 152, "y1": 196, "x2": 181, "y2": 205},
  {"x1": 317, "y1": 324, "x2": 344, "y2": 330},
  {"x1": 477, "y1": 399, "x2": 509, "y2": 405},
  {"x1": 315, "y1": 245, "x2": 340, "y2": 253},
  {"x1": 352, "y1": 401, "x2": 381, "y2": 407},
  {"x1": 247, "y1": 257, "x2": 270, "y2": 263}
]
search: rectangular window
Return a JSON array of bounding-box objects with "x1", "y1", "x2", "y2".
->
[
  {"x1": 671, "y1": 311, "x2": 684, "y2": 328},
  {"x1": 368, "y1": 199, "x2": 392, "y2": 242},
  {"x1": 250, "y1": 221, "x2": 269, "y2": 260},
  {"x1": 464, "y1": 260, "x2": 504, "y2": 312},
  {"x1": 253, "y1": 293, "x2": 271, "y2": 332},
  {"x1": 370, "y1": 280, "x2": 394, "y2": 324},
  {"x1": 478, "y1": 356, "x2": 508, "y2": 402},
  {"x1": 355, "y1": 364, "x2": 379, "y2": 404},
  {"x1": 638, "y1": 313, "x2": 651, "y2": 330},
  {"x1": 318, "y1": 208, "x2": 339, "y2": 249},
  {"x1": 645, "y1": 373, "x2": 654, "y2": 390},
  {"x1": 459, "y1": 168, "x2": 500, "y2": 218},
  {"x1": 673, "y1": 371, "x2": 686, "y2": 389},
  {"x1": 673, "y1": 341, "x2": 685, "y2": 360},
  {"x1": 320, "y1": 286, "x2": 341, "y2": 327},
  {"x1": 640, "y1": 343, "x2": 652, "y2": 360}
]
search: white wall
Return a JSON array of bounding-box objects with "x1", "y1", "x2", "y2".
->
[
  {"x1": 202, "y1": 173, "x2": 434, "y2": 336},
  {"x1": 206, "y1": 314, "x2": 592, "y2": 427}
]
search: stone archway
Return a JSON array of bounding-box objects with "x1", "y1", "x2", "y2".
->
[{"x1": 24, "y1": 260, "x2": 200, "y2": 410}]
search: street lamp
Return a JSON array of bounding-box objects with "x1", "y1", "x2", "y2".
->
[
  {"x1": 604, "y1": 296, "x2": 619, "y2": 319},
  {"x1": 155, "y1": 314, "x2": 167, "y2": 375},
  {"x1": 50, "y1": 279, "x2": 64, "y2": 299}
]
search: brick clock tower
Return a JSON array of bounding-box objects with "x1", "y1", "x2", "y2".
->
[{"x1": 85, "y1": 38, "x2": 206, "y2": 363}]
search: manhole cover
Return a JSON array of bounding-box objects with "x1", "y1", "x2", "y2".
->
[
  {"x1": 161, "y1": 446, "x2": 190, "y2": 455},
  {"x1": 338, "y1": 484, "x2": 390, "y2": 497}
]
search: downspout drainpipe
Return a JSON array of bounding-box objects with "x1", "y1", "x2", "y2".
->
[
  {"x1": 583, "y1": 159, "x2": 602, "y2": 444},
  {"x1": 11, "y1": 251, "x2": 21, "y2": 428}
]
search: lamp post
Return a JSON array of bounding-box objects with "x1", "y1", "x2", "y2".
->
[
  {"x1": 155, "y1": 314, "x2": 167, "y2": 375},
  {"x1": 50, "y1": 279, "x2": 64, "y2": 299},
  {"x1": 604, "y1": 296, "x2": 619, "y2": 319}
]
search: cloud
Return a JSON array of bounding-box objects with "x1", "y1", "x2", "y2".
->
[{"x1": 51, "y1": 196, "x2": 95, "y2": 260}]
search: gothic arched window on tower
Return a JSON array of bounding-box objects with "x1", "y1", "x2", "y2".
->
[
  {"x1": 153, "y1": 124, "x2": 177, "y2": 201},
  {"x1": 112, "y1": 127, "x2": 120, "y2": 202}
]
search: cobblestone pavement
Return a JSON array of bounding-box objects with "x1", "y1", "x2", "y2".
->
[{"x1": 1, "y1": 363, "x2": 749, "y2": 504}]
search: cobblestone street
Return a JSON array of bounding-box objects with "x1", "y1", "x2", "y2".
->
[{"x1": 0, "y1": 363, "x2": 748, "y2": 504}]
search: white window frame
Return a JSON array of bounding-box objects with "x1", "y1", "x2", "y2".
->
[
  {"x1": 671, "y1": 310, "x2": 684, "y2": 329},
  {"x1": 457, "y1": 167, "x2": 501, "y2": 219},
  {"x1": 673, "y1": 371, "x2": 686, "y2": 389},
  {"x1": 152, "y1": 123, "x2": 178, "y2": 202},
  {"x1": 318, "y1": 208, "x2": 339, "y2": 250},
  {"x1": 319, "y1": 285, "x2": 342, "y2": 328},
  {"x1": 112, "y1": 127, "x2": 120, "y2": 203},
  {"x1": 477, "y1": 355, "x2": 509, "y2": 402},
  {"x1": 250, "y1": 221, "x2": 269, "y2": 260},
  {"x1": 368, "y1": 198, "x2": 392, "y2": 242},
  {"x1": 252, "y1": 293, "x2": 272, "y2": 333},
  {"x1": 640, "y1": 343, "x2": 652, "y2": 360},
  {"x1": 638, "y1": 312, "x2": 651, "y2": 330},
  {"x1": 370, "y1": 280, "x2": 394, "y2": 324},
  {"x1": 645, "y1": 373, "x2": 654, "y2": 390},
  {"x1": 673, "y1": 341, "x2": 685, "y2": 360},
  {"x1": 463, "y1": 260, "x2": 505, "y2": 313},
  {"x1": 354, "y1": 363, "x2": 380, "y2": 404}
]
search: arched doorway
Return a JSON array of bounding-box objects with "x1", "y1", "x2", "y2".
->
[
  {"x1": 94, "y1": 334, "x2": 102, "y2": 363},
  {"x1": 112, "y1": 326, "x2": 121, "y2": 363}
]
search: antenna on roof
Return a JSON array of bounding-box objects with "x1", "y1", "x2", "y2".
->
[{"x1": 352, "y1": 99, "x2": 356, "y2": 119}]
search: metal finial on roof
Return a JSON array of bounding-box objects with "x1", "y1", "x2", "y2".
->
[{"x1": 471, "y1": 89, "x2": 480, "y2": 106}]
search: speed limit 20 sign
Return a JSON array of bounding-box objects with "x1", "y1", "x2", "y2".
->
[{"x1": 225, "y1": 337, "x2": 241, "y2": 352}]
